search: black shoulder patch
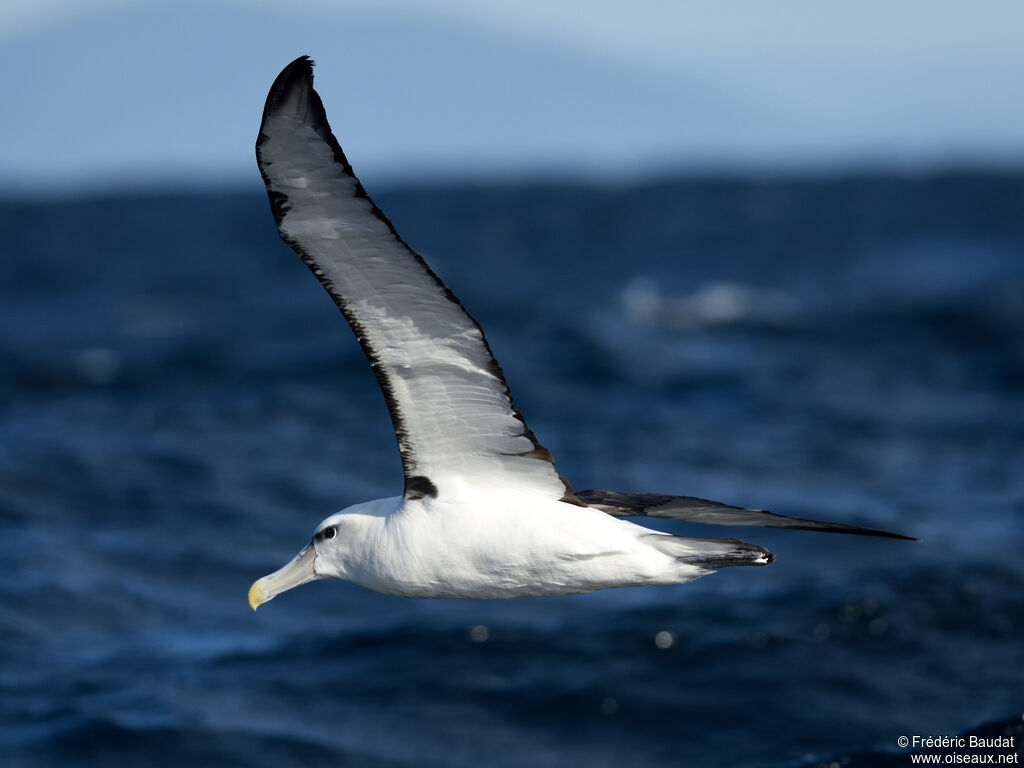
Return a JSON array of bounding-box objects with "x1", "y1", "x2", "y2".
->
[{"x1": 405, "y1": 475, "x2": 438, "y2": 500}]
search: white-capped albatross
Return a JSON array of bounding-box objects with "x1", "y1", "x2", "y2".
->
[{"x1": 248, "y1": 56, "x2": 914, "y2": 609}]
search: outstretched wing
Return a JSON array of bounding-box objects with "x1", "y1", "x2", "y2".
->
[
  {"x1": 257, "y1": 56, "x2": 577, "y2": 504},
  {"x1": 577, "y1": 490, "x2": 917, "y2": 540}
]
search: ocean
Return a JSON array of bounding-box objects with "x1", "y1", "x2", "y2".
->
[{"x1": 1, "y1": 172, "x2": 1022, "y2": 767}]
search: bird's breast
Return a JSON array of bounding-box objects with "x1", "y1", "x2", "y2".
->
[{"x1": 344, "y1": 494, "x2": 673, "y2": 598}]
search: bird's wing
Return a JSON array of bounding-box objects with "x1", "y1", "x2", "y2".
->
[
  {"x1": 256, "y1": 57, "x2": 577, "y2": 504},
  {"x1": 576, "y1": 490, "x2": 917, "y2": 540}
]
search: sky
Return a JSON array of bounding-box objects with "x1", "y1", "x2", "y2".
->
[{"x1": 1, "y1": 0, "x2": 1023, "y2": 191}]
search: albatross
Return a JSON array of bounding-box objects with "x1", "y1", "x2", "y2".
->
[{"x1": 248, "y1": 56, "x2": 913, "y2": 609}]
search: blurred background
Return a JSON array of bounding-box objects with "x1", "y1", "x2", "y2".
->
[{"x1": 1, "y1": 2, "x2": 1022, "y2": 767}]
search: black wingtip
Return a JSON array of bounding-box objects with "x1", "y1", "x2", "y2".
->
[
  {"x1": 774, "y1": 524, "x2": 920, "y2": 541},
  {"x1": 258, "y1": 54, "x2": 343, "y2": 159},
  {"x1": 779, "y1": 523, "x2": 921, "y2": 542},
  {"x1": 262, "y1": 55, "x2": 315, "y2": 120}
]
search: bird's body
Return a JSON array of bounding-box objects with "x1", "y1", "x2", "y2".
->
[
  {"x1": 312, "y1": 494, "x2": 761, "y2": 599},
  {"x1": 247, "y1": 56, "x2": 912, "y2": 610}
]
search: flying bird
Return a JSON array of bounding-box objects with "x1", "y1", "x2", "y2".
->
[{"x1": 248, "y1": 56, "x2": 913, "y2": 609}]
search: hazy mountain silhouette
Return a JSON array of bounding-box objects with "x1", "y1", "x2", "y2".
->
[{"x1": 0, "y1": 1, "x2": 748, "y2": 189}]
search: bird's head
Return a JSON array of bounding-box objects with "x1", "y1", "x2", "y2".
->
[{"x1": 247, "y1": 513, "x2": 350, "y2": 610}]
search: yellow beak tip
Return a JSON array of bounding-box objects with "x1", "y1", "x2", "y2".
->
[
  {"x1": 247, "y1": 582, "x2": 264, "y2": 611},
  {"x1": 247, "y1": 545, "x2": 318, "y2": 612}
]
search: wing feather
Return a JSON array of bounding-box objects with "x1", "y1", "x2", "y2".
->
[
  {"x1": 577, "y1": 490, "x2": 917, "y2": 540},
  {"x1": 256, "y1": 57, "x2": 577, "y2": 503}
]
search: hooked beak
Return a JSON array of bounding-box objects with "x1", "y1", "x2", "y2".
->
[{"x1": 248, "y1": 543, "x2": 320, "y2": 610}]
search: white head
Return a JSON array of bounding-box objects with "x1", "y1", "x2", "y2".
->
[{"x1": 247, "y1": 499, "x2": 393, "y2": 609}]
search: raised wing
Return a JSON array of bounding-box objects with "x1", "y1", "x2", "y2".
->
[
  {"x1": 257, "y1": 57, "x2": 577, "y2": 503},
  {"x1": 577, "y1": 490, "x2": 917, "y2": 540}
]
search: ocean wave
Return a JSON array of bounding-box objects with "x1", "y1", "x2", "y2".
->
[{"x1": 622, "y1": 278, "x2": 800, "y2": 329}]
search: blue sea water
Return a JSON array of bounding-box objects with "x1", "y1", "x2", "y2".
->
[{"x1": 1, "y1": 173, "x2": 1022, "y2": 767}]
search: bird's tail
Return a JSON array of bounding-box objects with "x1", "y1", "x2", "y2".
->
[{"x1": 643, "y1": 533, "x2": 774, "y2": 570}]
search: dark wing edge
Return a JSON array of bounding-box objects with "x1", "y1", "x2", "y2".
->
[
  {"x1": 578, "y1": 489, "x2": 919, "y2": 540},
  {"x1": 256, "y1": 56, "x2": 581, "y2": 505}
]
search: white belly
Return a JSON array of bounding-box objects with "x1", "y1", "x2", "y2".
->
[{"x1": 343, "y1": 492, "x2": 697, "y2": 599}]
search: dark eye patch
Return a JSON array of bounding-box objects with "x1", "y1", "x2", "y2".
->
[{"x1": 318, "y1": 526, "x2": 337, "y2": 541}]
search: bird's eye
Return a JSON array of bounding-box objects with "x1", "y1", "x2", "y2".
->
[{"x1": 321, "y1": 526, "x2": 337, "y2": 540}]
